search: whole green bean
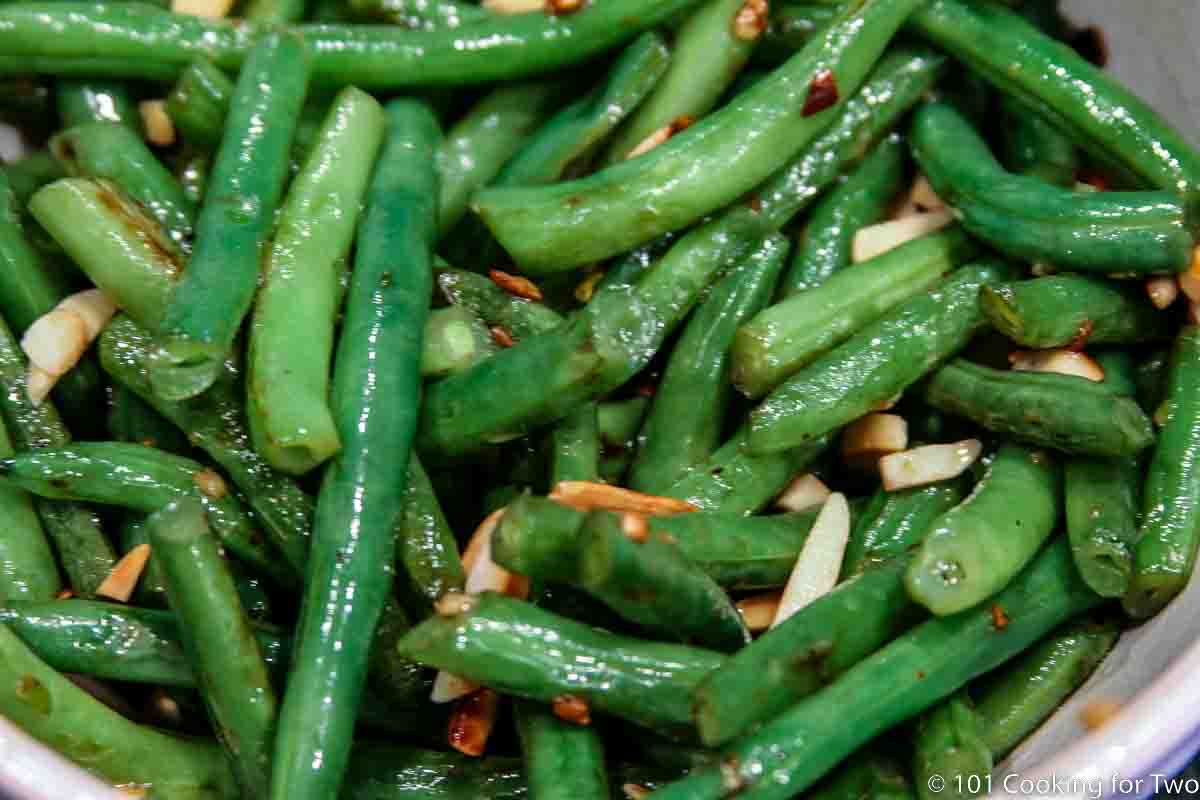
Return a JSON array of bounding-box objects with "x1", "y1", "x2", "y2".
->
[
  {"x1": 397, "y1": 591, "x2": 724, "y2": 736},
  {"x1": 396, "y1": 456, "x2": 465, "y2": 611},
  {"x1": 842, "y1": 480, "x2": 966, "y2": 577},
  {"x1": 780, "y1": 133, "x2": 906, "y2": 295},
  {"x1": 420, "y1": 305, "x2": 496, "y2": 379},
  {"x1": 435, "y1": 267, "x2": 564, "y2": 341},
  {"x1": 4, "y1": 153, "x2": 64, "y2": 208},
  {"x1": 0, "y1": 411, "x2": 59, "y2": 605},
  {"x1": 755, "y1": 4, "x2": 839, "y2": 65},
  {"x1": 597, "y1": 397, "x2": 648, "y2": 484},
  {"x1": 735, "y1": 227, "x2": 979, "y2": 399},
  {"x1": 982, "y1": 275, "x2": 1171, "y2": 349},
  {"x1": 651, "y1": 539, "x2": 1101, "y2": 800},
  {"x1": 50, "y1": 121, "x2": 197, "y2": 250},
  {"x1": 912, "y1": 693, "x2": 992, "y2": 800},
  {"x1": 924, "y1": 359, "x2": 1155, "y2": 458},
  {"x1": 150, "y1": 498, "x2": 277, "y2": 797},
  {"x1": 630, "y1": 233, "x2": 786, "y2": 493},
  {"x1": 177, "y1": 150, "x2": 208, "y2": 204},
  {"x1": 152, "y1": 32, "x2": 310, "y2": 402},
  {"x1": 906, "y1": 444, "x2": 1061, "y2": 616},
  {"x1": 517, "y1": 700, "x2": 610, "y2": 800},
  {"x1": 602, "y1": 0, "x2": 762, "y2": 164},
  {"x1": 0, "y1": 622, "x2": 238, "y2": 798},
  {"x1": 55, "y1": 78, "x2": 136, "y2": 129},
  {"x1": 272, "y1": 99, "x2": 439, "y2": 800},
  {"x1": 475, "y1": 0, "x2": 923, "y2": 273},
  {"x1": 166, "y1": 58, "x2": 235, "y2": 150},
  {"x1": 1064, "y1": 457, "x2": 1142, "y2": 599},
  {"x1": 1126, "y1": 326, "x2": 1200, "y2": 618},
  {"x1": 911, "y1": 102, "x2": 1195, "y2": 274},
  {"x1": 247, "y1": 86, "x2": 385, "y2": 476},
  {"x1": 748, "y1": 259, "x2": 1021, "y2": 454},
  {"x1": 1094, "y1": 348, "x2": 1139, "y2": 398}
]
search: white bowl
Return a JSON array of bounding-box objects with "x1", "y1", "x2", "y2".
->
[{"x1": 2, "y1": 3, "x2": 1198, "y2": 798}]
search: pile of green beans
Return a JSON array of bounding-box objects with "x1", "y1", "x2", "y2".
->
[{"x1": 0, "y1": 0, "x2": 1196, "y2": 797}]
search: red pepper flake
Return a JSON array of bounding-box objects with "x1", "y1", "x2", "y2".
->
[
  {"x1": 1077, "y1": 171, "x2": 1109, "y2": 192},
  {"x1": 992, "y1": 604, "x2": 1010, "y2": 630},
  {"x1": 1070, "y1": 25, "x2": 1109, "y2": 68},
  {"x1": 802, "y1": 70, "x2": 839, "y2": 117},
  {"x1": 448, "y1": 688, "x2": 500, "y2": 756},
  {"x1": 545, "y1": 0, "x2": 584, "y2": 15},
  {"x1": 746, "y1": 194, "x2": 762, "y2": 213},
  {"x1": 1066, "y1": 320, "x2": 1094, "y2": 352},
  {"x1": 489, "y1": 268, "x2": 543, "y2": 302},
  {"x1": 489, "y1": 326, "x2": 515, "y2": 348},
  {"x1": 552, "y1": 694, "x2": 592, "y2": 725}
]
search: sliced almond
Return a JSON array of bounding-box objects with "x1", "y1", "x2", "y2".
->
[
  {"x1": 1146, "y1": 276, "x2": 1179, "y2": 309},
  {"x1": 732, "y1": 0, "x2": 768, "y2": 41},
  {"x1": 624, "y1": 116, "x2": 694, "y2": 161},
  {"x1": 447, "y1": 687, "x2": 501, "y2": 757},
  {"x1": 1079, "y1": 698, "x2": 1122, "y2": 731},
  {"x1": 170, "y1": 0, "x2": 234, "y2": 16},
  {"x1": 770, "y1": 493, "x2": 850, "y2": 628},
  {"x1": 851, "y1": 209, "x2": 954, "y2": 263},
  {"x1": 574, "y1": 269, "x2": 605, "y2": 303},
  {"x1": 549, "y1": 481, "x2": 696, "y2": 516},
  {"x1": 1010, "y1": 349, "x2": 1105, "y2": 382},
  {"x1": 774, "y1": 473, "x2": 830, "y2": 514},
  {"x1": 139, "y1": 100, "x2": 176, "y2": 145},
  {"x1": 482, "y1": 0, "x2": 541, "y2": 10},
  {"x1": 736, "y1": 591, "x2": 781, "y2": 633},
  {"x1": 840, "y1": 413, "x2": 908, "y2": 473},
  {"x1": 21, "y1": 289, "x2": 117, "y2": 405},
  {"x1": 622, "y1": 785, "x2": 652, "y2": 800},
  {"x1": 95, "y1": 544, "x2": 151, "y2": 603},
  {"x1": 620, "y1": 512, "x2": 649, "y2": 543},
  {"x1": 880, "y1": 439, "x2": 982, "y2": 492}
]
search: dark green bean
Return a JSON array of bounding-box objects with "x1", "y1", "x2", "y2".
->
[
  {"x1": 107, "y1": 383, "x2": 190, "y2": 454},
  {"x1": 165, "y1": 58, "x2": 234, "y2": 150},
  {"x1": 516, "y1": 700, "x2": 610, "y2": 800},
  {"x1": 0, "y1": 411, "x2": 59, "y2": 605},
  {"x1": 912, "y1": 693, "x2": 992, "y2": 800},
  {"x1": 396, "y1": 456, "x2": 465, "y2": 612},
  {"x1": 420, "y1": 305, "x2": 496, "y2": 379},
  {"x1": 342, "y1": 745, "x2": 526, "y2": 800},
  {"x1": 997, "y1": 94, "x2": 1078, "y2": 187},
  {"x1": 810, "y1": 748, "x2": 914, "y2": 800},
  {"x1": 345, "y1": 0, "x2": 488, "y2": 28},
  {"x1": 435, "y1": 267, "x2": 564, "y2": 341},
  {"x1": 1065, "y1": 456, "x2": 1141, "y2": 599},
  {"x1": 550, "y1": 403, "x2": 600, "y2": 484},
  {"x1": 842, "y1": 480, "x2": 966, "y2": 577},
  {"x1": 4, "y1": 153, "x2": 65, "y2": 208}
]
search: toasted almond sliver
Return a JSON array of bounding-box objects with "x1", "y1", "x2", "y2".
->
[
  {"x1": 25, "y1": 366, "x2": 56, "y2": 406},
  {"x1": 1080, "y1": 698, "x2": 1123, "y2": 731},
  {"x1": 549, "y1": 481, "x2": 697, "y2": 516},
  {"x1": 852, "y1": 209, "x2": 954, "y2": 263},
  {"x1": 139, "y1": 100, "x2": 176, "y2": 145},
  {"x1": 771, "y1": 493, "x2": 850, "y2": 628},
  {"x1": 574, "y1": 269, "x2": 605, "y2": 303},
  {"x1": 1147, "y1": 276, "x2": 1180, "y2": 309},
  {"x1": 892, "y1": 174, "x2": 947, "y2": 219},
  {"x1": 95, "y1": 544, "x2": 152, "y2": 603},
  {"x1": 732, "y1": 0, "x2": 768, "y2": 41},
  {"x1": 192, "y1": 469, "x2": 228, "y2": 500},
  {"x1": 488, "y1": 269, "x2": 543, "y2": 302},
  {"x1": 623, "y1": 784, "x2": 652, "y2": 800},
  {"x1": 736, "y1": 591, "x2": 782, "y2": 633},
  {"x1": 59, "y1": 289, "x2": 118, "y2": 338},
  {"x1": 840, "y1": 413, "x2": 908, "y2": 472},
  {"x1": 447, "y1": 688, "x2": 501, "y2": 757},
  {"x1": 880, "y1": 439, "x2": 983, "y2": 492},
  {"x1": 170, "y1": 0, "x2": 234, "y2": 16},
  {"x1": 774, "y1": 473, "x2": 830, "y2": 514},
  {"x1": 1010, "y1": 349, "x2": 1105, "y2": 382},
  {"x1": 482, "y1": 0, "x2": 541, "y2": 10},
  {"x1": 625, "y1": 116, "x2": 694, "y2": 161},
  {"x1": 21, "y1": 289, "x2": 116, "y2": 404}
]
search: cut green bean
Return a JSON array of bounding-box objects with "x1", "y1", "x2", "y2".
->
[
  {"x1": 395, "y1": 456, "x2": 465, "y2": 611},
  {"x1": 735, "y1": 226, "x2": 978, "y2": 398},
  {"x1": 436, "y1": 266, "x2": 565, "y2": 341},
  {"x1": 476, "y1": 0, "x2": 924, "y2": 273},
  {"x1": 272, "y1": 99, "x2": 439, "y2": 800},
  {"x1": 342, "y1": 745, "x2": 526, "y2": 800},
  {"x1": 247, "y1": 86, "x2": 385, "y2": 476},
  {"x1": 166, "y1": 58, "x2": 235, "y2": 150},
  {"x1": 997, "y1": 94, "x2": 1078, "y2": 187},
  {"x1": 810, "y1": 747, "x2": 914, "y2": 800},
  {"x1": 1064, "y1": 456, "x2": 1141, "y2": 599},
  {"x1": 346, "y1": 0, "x2": 488, "y2": 28},
  {"x1": 517, "y1": 700, "x2": 610, "y2": 800},
  {"x1": 906, "y1": 444, "x2": 1061, "y2": 616},
  {"x1": 152, "y1": 32, "x2": 310, "y2": 402},
  {"x1": 4, "y1": 153, "x2": 65, "y2": 208},
  {"x1": 107, "y1": 382, "x2": 190, "y2": 454},
  {"x1": 842, "y1": 480, "x2": 966, "y2": 577},
  {"x1": 50, "y1": 121, "x2": 197, "y2": 250},
  {"x1": 55, "y1": 79, "x2": 136, "y2": 129},
  {"x1": 755, "y1": 4, "x2": 839, "y2": 65},
  {"x1": 150, "y1": 497, "x2": 277, "y2": 798},
  {"x1": 0, "y1": 411, "x2": 59, "y2": 605},
  {"x1": 630, "y1": 233, "x2": 786, "y2": 492},
  {"x1": 420, "y1": 305, "x2": 496, "y2": 379},
  {"x1": 911, "y1": 102, "x2": 1195, "y2": 274},
  {"x1": 780, "y1": 133, "x2": 906, "y2": 295},
  {"x1": 912, "y1": 693, "x2": 993, "y2": 800},
  {"x1": 551, "y1": 403, "x2": 601, "y2": 484},
  {"x1": 923, "y1": 359, "x2": 1155, "y2": 458},
  {"x1": 749, "y1": 259, "x2": 1021, "y2": 455}
]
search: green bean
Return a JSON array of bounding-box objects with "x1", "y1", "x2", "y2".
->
[
  {"x1": 906, "y1": 444, "x2": 1061, "y2": 616},
  {"x1": 4, "y1": 153, "x2": 64, "y2": 208},
  {"x1": 435, "y1": 267, "x2": 565, "y2": 341},
  {"x1": 243, "y1": 0, "x2": 308, "y2": 23},
  {"x1": 780, "y1": 134, "x2": 906, "y2": 295},
  {"x1": 247, "y1": 86, "x2": 385, "y2": 476},
  {"x1": 597, "y1": 397, "x2": 648, "y2": 483},
  {"x1": 396, "y1": 456, "x2": 465, "y2": 611},
  {"x1": 437, "y1": 79, "x2": 567, "y2": 236},
  {"x1": 273, "y1": 99, "x2": 438, "y2": 800},
  {"x1": 842, "y1": 481, "x2": 966, "y2": 577},
  {"x1": 177, "y1": 150, "x2": 208, "y2": 204},
  {"x1": 29, "y1": 177, "x2": 180, "y2": 330},
  {"x1": 923, "y1": 359, "x2": 1155, "y2": 458},
  {"x1": 630, "y1": 233, "x2": 786, "y2": 493},
  {"x1": 972, "y1": 617, "x2": 1120, "y2": 758},
  {"x1": 1136, "y1": 348, "x2": 1171, "y2": 416},
  {"x1": 551, "y1": 403, "x2": 600, "y2": 484},
  {"x1": 602, "y1": 0, "x2": 761, "y2": 164},
  {"x1": 910, "y1": 102, "x2": 1195, "y2": 274},
  {"x1": 420, "y1": 305, "x2": 496, "y2": 379},
  {"x1": 1094, "y1": 348, "x2": 1138, "y2": 398},
  {"x1": 748, "y1": 259, "x2": 1021, "y2": 455},
  {"x1": 517, "y1": 700, "x2": 610, "y2": 800},
  {"x1": 342, "y1": 745, "x2": 526, "y2": 800},
  {"x1": 475, "y1": 0, "x2": 923, "y2": 273},
  {"x1": 0, "y1": 77, "x2": 51, "y2": 120},
  {"x1": 166, "y1": 58, "x2": 234, "y2": 150},
  {"x1": 912, "y1": 693, "x2": 992, "y2": 800},
  {"x1": 735, "y1": 227, "x2": 978, "y2": 399},
  {"x1": 151, "y1": 33, "x2": 310, "y2": 402},
  {"x1": 1064, "y1": 457, "x2": 1141, "y2": 599},
  {"x1": 0, "y1": 411, "x2": 59, "y2": 605},
  {"x1": 397, "y1": 591, "x2": 724, "y2": 736},
  {"x1": 107, "y1": 382, "x2": 190, "y2": 453},
  {"x1": 150, "y1": 498, "x2": 277, "y2": 797},
  {"x1": 651, "y1": 539, "x2": 1101, "y2": 800},
  {"x1": 0, "y1": 622, "x2": 238, "y2": 797},
  {"x1": 997, "y1": 95, "x2": 1078, "y2": 187},
  {"x1": 1125, "y1": 326, "x2": 1200, "y2": 617},
  {"x1": 417, "y1": 46, "x2": 945, "y2": 458},
  {"x1": 810, "y1": 748, "x2": 914, "y2": 800},
  {"x1": 755, "y1": 4, "x2": 839, "y2": 66},
  {"x1": 981, "y1": 275, "x2": 1172, "y2": 349},
  {"x1": 345, "y1": 0, "x2": 488, "y2": 28},
  {"x1": 0, "y1": 0, "x2": 702, "y2": 89},
  {"x1": 100, "y1": 315, "x2": 313, "y2": 576},
  {"x1": 55, "y1": 78, "x2": 136, "y2": 129}
]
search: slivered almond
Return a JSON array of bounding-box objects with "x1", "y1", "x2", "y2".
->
[
  {"x1": 1179, "y1": 247, "x2": 1200, "y2": 302},
  {"x1": 139, "y1": 100, "x2": 176, "y2": 145},
  {"x1": 21, "y1": 289, "x2": 117, "y2": 404},
  {"x1": 625, "y1": 116, "x2": 694, "y2": 160},
  {"x1": 574, "y1": 269, "x2": 605, "y2": 303},
  {"x1": 482, "y1": 0, "x2": 541, "y2": 11},
  {"x1": 851, "y1": 209, "x2": 954, "y2": 263},
  {"x1": 841, "y1": 413, "x2": 908, "y2": 473},
  {"x1": 489, "y1": 326, "x2": 515, "y2": 348},
  {"x1": 907, "y1": 174, "x2": 945, "y2": 215},
  {"x1": 435, "y1": 592, "x2": 476, "y2": 617},
  {"x1": 171, "y1": 0, "x2": 234, "y2": 15},
  {"x1": 1080, "y1": 698, "x2": 1122, "y2": 731},
  {"x1": 774, "y1": 473, "x2": 830, "y2": 513},
  {"x1": 1147, "y1": 276, "x2": 1179, "y2": 309},
  {"x1": 771, "y1": 493, "x2": 850, "y2": 628},
  {"x1": 736, "y1": 592, "x2": 781, "y2": 633},
  {"x1": 552, "y1": 694, "x2": 592, "y2": 725},
  {"x1": 732, "y1": 0, "x2": 768, "y2": 41},
  {"x1": 95, "y1": 544, "x2": 152, "y2": 603},
  {"x1": 488, "y1": 269, "x2": 543, "y2": 301},
  {"x1": 448, "y1": 688, "x2": 501, "y2": 756},
  {"x1": 1010, "y1": 349, "x2": 1104, "y2": 382},
  {"x1": 549, "y1": 481, "x2": 696, "y2": 515},
  {"x1": 192, "y1": 469, "x2": 228, "y2": 500},
  {"x1": 623, "y1": 785, "x2": 652, "y2": 800},
  {"x1": 880, "y1": 439, "x2": 982, "y2": 492}
]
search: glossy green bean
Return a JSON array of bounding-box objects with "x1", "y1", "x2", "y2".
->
[
  {"x1": 735, "y1": 226, "x2": 978, "y2": 399},
  {"x1": 923, "y1": 359, "x2": 1155, "y2": 457},
  {"x1": 247, "y1": 86, "x2": 385, "y2": 476},
  {"x1": 0, "y1": 411, "x2": 59, "y2": 605},
  {"x1": 476, "y1": 0, "x2": 923, "y2": 273},
  {"x1": 396, "y1": 456, "x2": 464, "y2": 611},
  {"x1": 242, "y1": 0, "x2": 307, "y2": 23},
  {"x1": 1064, "y1": 457, "x2": 1141, "y2": 599},
  {"x1": 342, "y1": 745, "x2": 526, "y2": 800},
  {"x1": 420, "y1": 305, "x2": 496, "y2": 379},
  {"x1": 4, "y1": 153, "x2": 64, "y2": 208},
  {"x1": 345, "y1": 0, "x2": 487, "y2": 28},
  {"x1": 997, "y1": 94, "x2": 1078, "y2": 187},
  {"x1": 55, "y1": 78, "x2": 136, "y2": 128},
  {"x1": 780, "y1": 133, "x2": 906, "y2": 295},
  {"x1": 551, "y1": 403, "x2": 600, "y2": 484},
  {"x1": 107, "y1": 383, "x2": 190, "y2": 454},
  {"x1": 435, "y1": 267, "x2": 564, "y2": 342},
  {"x1": 150, "y1": 498, "x2": 277, "y2": 797},
  {"x1": 165, "y1": 58, "x2": 234, "y2": 150},
  {"x1": 272, "y1": 99, "x2": 439, "y2": 800},
  {"x1": 842, "y1": 480, "x2": 966, "y2": 577},
  {"x1": 748, "y1": 259, "x2": 1020, "y2": 454},
  {"x1": 152, "y1": 32, "x2": 310, "y2": 402},
  {"x1": 913, "y1": 693, "x2": 991, "y2": 800},
  {"x1": 906, "y1": 445, "x2": 1061, "y2": 616},
  {"x1": 517, "y1": 700, "x2": 610, "y2": 800},
  {"x1": 809, "y1": 748, "x2": 914, "y2": 800},
  {"x1": 755, "y1": 4, "x2": 839, "y2": 65},
  {"x1": 630, "y1": 233, "x2": 786, "y2": 493}
]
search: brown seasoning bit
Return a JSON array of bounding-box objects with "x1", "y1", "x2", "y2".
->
[
  {"x1": 448, "y1": 688, "x2": 501, "y2": 756},
  {"x1": 490, "y1": 326, "x2": 516, "y2": 348},
  {"x1": 552, "y1": 694, "x2": 592, "y2": 725},
  {"x1": 991, "y1": 604, "x2": 1010, "y2": 630},
  {"x1": 192, "y1": 468, "x2": 227, "y2": 500},
  {"x1": 802, "y1": 70, "x2": 839, "y2": 117},
  {"x1": 622, "y1": 785, "x2": 652, "y2": 800},
  {"x1": 55, "y1": 589, "x2": 74, "y2": 600},
  {"x1": 95, "y1": 544, "x2": 153, "y2": 603},
  {"x1": 733, "y1": 0, "x2": 769, "y2": 41},
  {"x1": 550, "y1": 480, "x2": 698, "y2": 516},
  {"x1": 1065, "y1": 319, "x2": 1094, "y2": 351},
  {"x1": 544, "y1": 0, "x2": 584, "y2": 14},
  {"x1": 488, "y1": 268, "x2": 544, "y2": 301}
]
